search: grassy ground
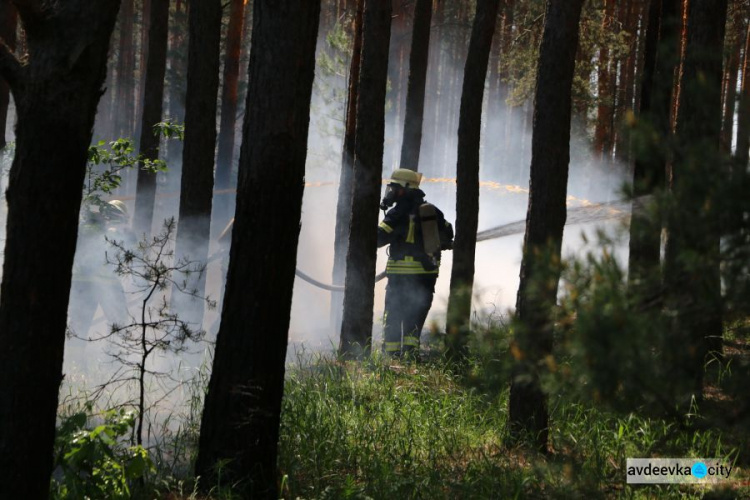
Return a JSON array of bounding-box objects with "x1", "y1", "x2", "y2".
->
[
  {"x1": 271, "y1": 354, "x2": 748, "y2": 500},
  {"x1": 55, "y1": 334, "x2": 750, "y2": 499}
]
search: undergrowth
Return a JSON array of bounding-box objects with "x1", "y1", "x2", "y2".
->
[
  {"x1": 55, "y1": 350, "x2": 749, "y2": 499},
  {"x1": 274, "y1": 353, "x2": 747, "y2": 500}
]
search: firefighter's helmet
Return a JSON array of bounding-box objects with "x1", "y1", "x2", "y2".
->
[
  {"x1": 106, "y1": 200, "x2": 129, "y2": 223},
  {"x1": 388, "y1": 168, "x2": 422, "y2": 189}
]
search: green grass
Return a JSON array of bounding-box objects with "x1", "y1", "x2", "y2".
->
[
  {"x1": 274, "y1": 354, "x2": 748, "y2": 500},
  {"x1": 56, "y1": 346, "x2": 749, "y2": 499}
]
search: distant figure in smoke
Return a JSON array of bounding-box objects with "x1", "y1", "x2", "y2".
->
[
  {"x1": 68, "y1": 200, "x2": 135, "y2": 342},
  {"x1": 378, "y1": 169, "x2": 453, "y2": 358}
]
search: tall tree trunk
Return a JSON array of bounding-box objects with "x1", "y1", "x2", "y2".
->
[
  {"x1": 194, "y1": 1, "x2": 320, "y2": 496},
  {"x1": 0, "y1": 0, "x2": 17, "y2": 150},
  {"x1": 664, "y1": 0, "x2": 728, "y2": 401},
  {"x1": 502, "y1": 0, "x2": 518, "y2": 183},
  {"x1": 735, "y1": 23, "x2": 750, "y2": 170},
  {"x1": 721, "y1": 28, "x2": 741, "y2": 155},
  {"x1": 627, "y1": 0, "x2": 680, "y2": 298},
  {"x1": 508, "y1": 0, "x2": 584, "y2": 453},
  {"x1": 593, "y1": 0, "x2": 615, "y2": 161},
  {"x1": 338, "y1": 0, "x2": 392, "y2": 358},
  {"x1": 213, "y1": 0, "x2": 247, "y2": 233},
  {"x1": 116, "y1": 0, "x2": 136, "y2": 139},
  {"x1": 423, "y1": 0, "x2": 444, "y2": 178},
  {"x1": 445, "y1": 0, "x2": 501, "y2": 361},
  {"x1": 0, "y1": 3, "x2": 120, "y2": 497},
  {"x1": 389, "y1": 0, "x2": 408, "y2": 169},
  {"x1": 485, "y1": 6, "x2": 503, "y2": 180},
  {"x1": 134, "y1": 0, "x2": 151, "y2": 145},
  {"x1": 133, "y1": 0, "x2": 169, "y2": 236},
  {"x1": 166, "y1": 0, "x2": 188, "y2": 173},
  {"x1": 615, "y1": 0, "x2": 643, "y2": 163},
  {"x1": 173, "y1": 0, "x2": 222, "y2": 328},
  {"x1": 331, "y1": 0, "x2": 363, "y2": 336},
  {"x1": 399, "y1": 0, "x2": 433, "y2": 171}
]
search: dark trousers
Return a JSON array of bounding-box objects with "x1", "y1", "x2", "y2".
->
[{"x1": 383, "y1": 274, "x2": 437, "y2": 357}]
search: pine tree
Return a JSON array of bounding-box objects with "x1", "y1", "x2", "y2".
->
[
  {"x1": 508, "y1": 0, "x2": 585, "y2": 453},
  {"x1": 338, "y1": 0, "x2": 392, "y2": 358},
  {"x1": 663, "y1": 0, "x2": 728, "y2": 400},
  {"x1": 195, "y1": 1, "x2": 321, "y2": 496},
  {"x1": 399, "y1": 0, "x2": 433, "y2": 171},
  {"x1": 173, "y1": 0, "x2": 222, "y2": 327},
  {"x1": 133, "y1": 0, "x2": 169, "y2": 236},
  {"x1": 213, "y1": 0, "x2": 248, "y2": 230},
  {"x1": 627, "y1": 0, "x2": 681, "y2": 299},
  {"x1": 331, "y1": 0, "x2": 363, "y2": 336},
  {"x1": 445, "y1": 0, "x2": 501, "y2": 361},
  {"x1": 0, "y1": 2, "x2": 120, "y2": 496}
]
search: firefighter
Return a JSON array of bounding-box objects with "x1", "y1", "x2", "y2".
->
[
  {"x1": 378, "y1": 168, "x2": 453, "y2": 358},
  {"x1": 68, "y1": 200, "x2": 134, "y2": 342}
]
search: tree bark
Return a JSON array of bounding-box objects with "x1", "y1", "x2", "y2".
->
[
  {"x1": 399, "y1": 0, "x2": 433, "y2": 171},
  {"x1": 213, "y1": 0, "x2": 247, "y2": 231},
  {"x1": 627, "y1": 0, "x2": 680, "y2": 298},
  {"x1": 0, "y1": 0, "x2": 17, "y2": 150},
  {"x1": 194, "y1": 1, "x2": 320, "y2": 496},
  {"x1": 0, "y1": 3, "x2": 120, "y2": 497},
  {"x1": 720, "y1": 28, "x2": 741, "y2": 156},
  {"x1": 338, "y1": 0, "x2": 392, "y2": 358},
  {"x1": 331, "y1": 0, "x2": 363, "y2": 336},
  {"x1": 133, "y1": 0, "x2": 168, "y2": 236},
  {"x1": 593, "y1": 0, "x2": 615, "y2": 161},
  {"x1": 735, "y1": 22, "x2": 750, "y2": 170},
  {"x1": 445, "y1": 0, "x2": 501, "y2": 361},
  {"x1": 173, "y1": 0, "x2": 222, "y2": 328},
  {"x1": 663, "y1": 0, "x2": 728, "y2": 400},
  {"x1": 508, "y1": 0, "x2": 584, "y2": 453},
  {"x1": 166, "y1": 0, "x2": 188, "y2": 171},
  {"x1": 614, "y1": 0, "x2": 644, "y2": 163},
  {"x1": 116, "y1": 0, "x2": 136, "y2": 139}
]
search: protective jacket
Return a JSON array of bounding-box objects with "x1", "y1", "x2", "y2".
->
[
  {"x1": 377, "y1": 189, "x2": 453, "y2": 358},
  {"x1": 377, "y1": 189, "x2": 453, "y2": 275}
]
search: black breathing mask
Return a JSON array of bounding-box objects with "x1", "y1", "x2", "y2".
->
[{"x1": 380, "y1": 183, "x2": 402, "y2": 211}]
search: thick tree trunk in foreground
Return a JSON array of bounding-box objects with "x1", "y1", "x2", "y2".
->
[
  {"x1": 133, "y1": 0, "x2": 169, "y2": 236},
  {"x1": 445, "y1": 0, "x2": 501, "y2": 361},
  {"x1": 338, "y1": 0, "x2": 392, "y2": 358},
  {"x1": 627, "y1": 0, "x2": 680, "y2": 299},
  {"x1": 664, "y1": 0, "x2": 728, "y2": 399},
  {"x1": 508, "y1": 0, "x2": 584, "y2": 453},
  {"x1": 331, "y1": 0, "x2": 363, "y2": 335},
  {"x1": 0, "y1": 3, "x2": 120, "y2": 497},
  {"x1": 213, "y1": 0, "x2": 247, "y2": 231},
  {"x1": 195, "y1": 2, "x2": 320, "y2": 497},
  {"x1": 173, "y1": 0, "x2": 222, "y2": 328},
  {"x1": 399, "y1": 0, "x2": 433, "y2": 171},
  {"x1": 0, "y1": 0, "x2": 17, "y2": 150}
]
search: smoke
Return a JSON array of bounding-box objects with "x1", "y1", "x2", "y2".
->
[
  {"x1": 0, "y1": 8, "x2": 633, "y2": 403},
  {"x1": 295, "y1": 16, "x2": 632, "y2": 355}
]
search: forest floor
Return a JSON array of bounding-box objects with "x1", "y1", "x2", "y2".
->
[
  {"x1": 54, "y1": 328, "x2": 750, "y2": 499},
  {"x1": 269, "y1": 347, "x2": 750, "y2": 499}
]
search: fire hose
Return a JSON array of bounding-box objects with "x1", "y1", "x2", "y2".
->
[
  {"x1": 204, "y1": 198, "x2": 631, "y2": 293},
  {"x1": 88, "y1": 198, "x2": 630, "y2": 328}
]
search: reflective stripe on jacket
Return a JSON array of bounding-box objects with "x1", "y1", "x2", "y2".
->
[{"x1": 385, "y1": 255, "x2": 439, "y2": 275}]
